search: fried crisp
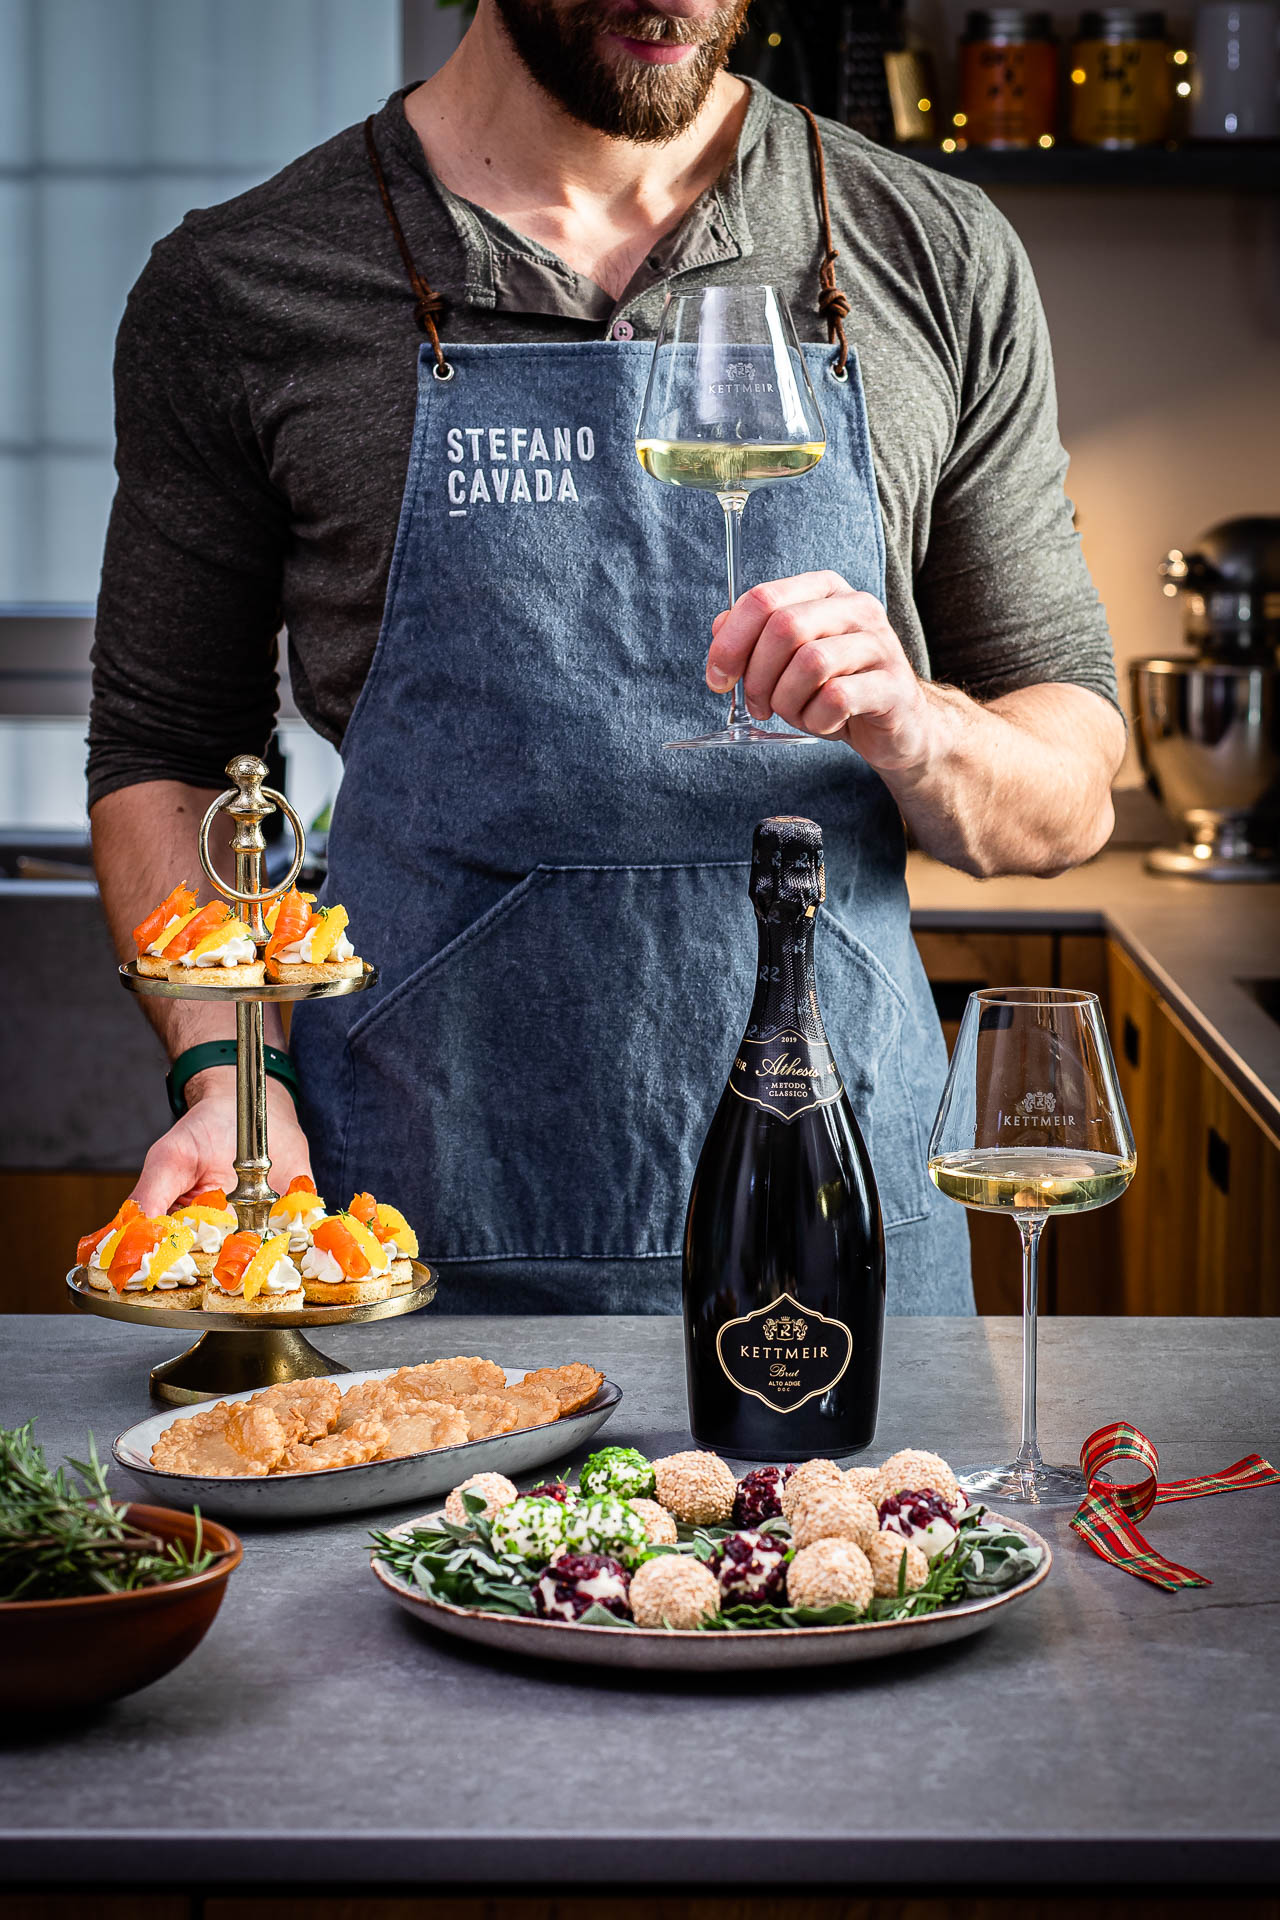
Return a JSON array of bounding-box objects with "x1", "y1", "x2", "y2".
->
[
  {"x1": 253, "y1": 1379, "x2": 342, "y2": 1444},
  {"x1": 333, "y1": 1377, "x2": 394, "y2": 1431},
  {"x1": 152, "y1": 1398, "x2": 289, "y2": 1477},
  {"x1": 450, "y1": 1391, "x2": 522, "y2": 1441},
  {"x1": 500, "y1": 1381, "x2": 560, "y2": 1428},
  {"x1": 280, "y1": 1419, "x2": 390, "y2": 1473},
  {"x1": 377, "y1": 1401, "x2": 470, "y2": 1459},
  {"x1": 396, "y1": 1358, "x2": 507, "y2": 1398},
  {"x1": 520, "y1": 1363, "x2": 603, "y2": 1416}
]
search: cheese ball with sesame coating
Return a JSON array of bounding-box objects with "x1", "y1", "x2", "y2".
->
[
  {"x1": 779, "y1": 1457, "x2": 843, "y2": 1521},
  {"x1": 786, "y1": 1538, "x2": 874, "y2": 1612},
  {"x1": 842, "y1": 1465, "x2": 880, "y2": 1498},
  {"x1": 788, "y1": 1484, "x2": 880, "y2": 1552},
  {"x1": 628, "y1": 1497, "x2": 678, "y2": 1546},
  {"x1": 443, "y1": 1472, "x2": 519, "y2": 1525},
  {"x1": 865, "y1": 1531, "x2": 930, "y2": 1598},
  {"x1": 652, "y1": 1450, "x2": 737, "y2": 1526},
  {"x1": 630, "y1": 1554, "x2": 721, "y2": 1629},
  {"x1": 872, "y1": 1449, "x2": 962, "y2": 1508}
]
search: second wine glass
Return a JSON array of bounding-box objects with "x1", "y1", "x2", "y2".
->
[{"x1": 636, "y1": 285, "x2": 827, "y2": 750}]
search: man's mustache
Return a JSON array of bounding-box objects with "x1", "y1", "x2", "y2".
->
[{"x1": 596, "y1": 5, "x2": 736, "y2": 44}]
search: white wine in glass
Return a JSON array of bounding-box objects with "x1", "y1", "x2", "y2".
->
[
  {"x1": 636, "y1": 284, "x2": 827, "y2": 750},
  {"x1": 927, "y1": 988, "x2": 1136, "y2": 1508}
]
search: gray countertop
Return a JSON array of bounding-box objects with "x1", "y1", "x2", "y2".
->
[
  {"x1": 2, "y1": 1312, "x2": 1277, "y2": 1889},
  {"x1": 908, "y1": 848, "x2": 1280, "y2": 1144}
]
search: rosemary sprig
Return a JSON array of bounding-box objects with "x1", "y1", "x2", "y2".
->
[{"x1": 0, "y1": 1421, "x2": 219, "y2": 1602}]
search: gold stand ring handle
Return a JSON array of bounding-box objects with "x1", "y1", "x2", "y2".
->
[{"x1": 198, "y1": 783, "x2": 307, "y2": 908}]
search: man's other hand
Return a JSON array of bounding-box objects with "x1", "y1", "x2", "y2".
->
[
  {"x1": 705, "y1": 571, "x2": 931, "y2": 772},
  {"x1": 130, "y1": 1067, "x2": 313, "y2": 1215}
]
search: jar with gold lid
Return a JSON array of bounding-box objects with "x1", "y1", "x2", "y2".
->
[
  {"x1": 960, "y1": 10, "x2": 1059, "y2": 147},
  {"x1": 1070, "y1": 9, "x2": 1173, "y2": 146}
]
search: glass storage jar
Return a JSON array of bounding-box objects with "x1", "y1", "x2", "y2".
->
[
  {"x1": 1070, "y1": 9, "x2": 1173, "y2": 145},
  {"x1": 960, "y1": 9, "x2": 1059, "y2": 146}
]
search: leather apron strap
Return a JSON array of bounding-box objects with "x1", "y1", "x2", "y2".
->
[{"x1": 362, "y1": 102, "x2": 853, "y2": 376}]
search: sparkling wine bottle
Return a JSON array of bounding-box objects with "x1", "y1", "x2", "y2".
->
[{"x1": 682, "y1": 817, "x2": 886, "y2": 1459}]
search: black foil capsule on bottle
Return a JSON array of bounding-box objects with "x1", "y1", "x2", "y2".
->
[{"x1": 681, "y1": 817, "x2": 886, "y2": 1459}]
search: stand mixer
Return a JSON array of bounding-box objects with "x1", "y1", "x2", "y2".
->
[{"x1": 1131, "y1": 517, "x2": 1280, "y2": 880}]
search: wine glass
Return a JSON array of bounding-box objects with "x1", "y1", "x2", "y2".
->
[
  {"x1": 927, "y1": 988, "x2": 1136, "y2": 1507},
  {"x1": 636, "y1": 285, "x2": 827, "y2": 750}
]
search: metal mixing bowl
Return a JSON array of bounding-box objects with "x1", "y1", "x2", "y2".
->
[{"x1": 1130, "y1": 657, "x2": 1280, "y2": 879}]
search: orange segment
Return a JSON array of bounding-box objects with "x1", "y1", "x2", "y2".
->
[
  {"x1": 374, "y1": 1204, "x2": 418, "y2": 1259},
  {"x1": 147, "y1": 1222, "x2": 197, "y2": 1288},
  {"x1": 241, "y1": 1232, "x2": 294, "y2": 1302},
  {"x1": 307, "y1": 905, "x2": 349, "y2": 965}
]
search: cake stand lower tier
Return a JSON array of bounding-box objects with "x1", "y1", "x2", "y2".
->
[{"x1": 66, "y1": 1264, "x2": 437, "y2": 1405}]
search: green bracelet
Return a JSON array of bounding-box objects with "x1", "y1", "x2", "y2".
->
[{"x1": 166, "y1": 1041, "x2": 301, "y2": 1121}]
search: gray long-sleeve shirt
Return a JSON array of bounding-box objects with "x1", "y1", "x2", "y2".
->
[{"x1": 87, "y1": 80, "x2": 1117, "y2": 807}]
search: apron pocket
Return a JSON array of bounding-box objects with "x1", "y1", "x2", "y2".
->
[{"x1": 339, "y1": 863, "x2": 753, "y2": 1263}]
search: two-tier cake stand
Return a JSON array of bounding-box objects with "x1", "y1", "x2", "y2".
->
[{"x1": 66, "y1": 754, "x2": 435, "y2": 1403}]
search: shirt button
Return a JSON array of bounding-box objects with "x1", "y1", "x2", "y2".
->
[{"x1": 611, "y1": 319, "x2": 634, "y2": 340}]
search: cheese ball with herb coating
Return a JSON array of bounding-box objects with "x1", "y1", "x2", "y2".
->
[
  {"x1": 562, "y1": 1495, "x2": 649, "y2": 1566},
  {"x1": 779, "y1": 1457, "x2": 843, "y2": 1521},
  {"x1": 443, "y1": 1472, "x2": 519, "y2": 1525},
  {"x1": 630, "y1": 1554, "x2": 721, "y2": 1629},
  {"x1": 788, "y1": 1484, "x2": 880, "y2": 1552},
  {"x1": 490, "y1": 1494, "x2": 568, "y2": 1567},
  {"x1": 628, "y1": 1497, "x2": 678, "y2": 1546},
  {"x1": 652, "y1": 1450, "x2": 737, "y2": 1526},
  {"x1": 786, "y1": 1538, "x2": 874, "y2": 1612},
  {"x1": 866, "y1": 1531, "x2": 930, "y2": 1598},
  {"x1": 580, "y1": 1445, "x2": 655, "y2": 1501}
]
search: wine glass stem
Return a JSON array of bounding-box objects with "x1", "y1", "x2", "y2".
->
[
  {"x1": 1015, "y1": 1214, "x2": 1047, "y2": 1473},
  {"x1": 718, "y1": 490, "x2": 750, "y2": 730}
]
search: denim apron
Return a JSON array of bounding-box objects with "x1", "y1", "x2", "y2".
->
[{"x1": 290, "y1": 112, "x2": 972, "y2": 1316}]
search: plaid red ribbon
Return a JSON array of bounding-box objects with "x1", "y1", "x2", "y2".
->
[{"x1": 1070, "y1": 1420, "x2": 1280, "y2": 1591}]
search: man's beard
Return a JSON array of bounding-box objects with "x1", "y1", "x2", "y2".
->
[{"x1": 491, "y1": 0, "x2": 751, "y2": 143}]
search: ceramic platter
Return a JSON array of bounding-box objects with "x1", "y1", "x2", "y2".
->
[
  {"x1": 371, "y1": 1513, "x2": 1051, "y2": 1672},
  {"x1": 114, "y1": 1369, "x2": 622, "y2": 1522}
]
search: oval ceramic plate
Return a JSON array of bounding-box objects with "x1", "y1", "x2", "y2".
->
[
  {"x1": 115, "y1": 1369, "x2": 621, "y2": 1521},
  {"x1": 371, "y1": 1512, "x2": 1051, "y2": 1671}
]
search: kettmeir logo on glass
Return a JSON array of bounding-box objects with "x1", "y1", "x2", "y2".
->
[
  {"x1": 1007, "y1": 1089, "x2": 1077, "y2": 1127},
  {"x1": 716, "y1": 1292, "x2": 853, "y2": 1414}
]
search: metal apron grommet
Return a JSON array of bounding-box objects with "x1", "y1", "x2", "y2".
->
[
  {"x1": 830, "y1": 362, "x2": 850, "y2": 384},
  {"x1": 432, "y1": 360, "x2": 455, "y2": 382}
]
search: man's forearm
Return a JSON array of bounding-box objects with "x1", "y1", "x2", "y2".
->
[
  {"x1": 90, "y1": 779, "x2": 289, "y2": 1059},
  {"x1": 882, "y1": 681, "x2": 1126, "y2": 879}
]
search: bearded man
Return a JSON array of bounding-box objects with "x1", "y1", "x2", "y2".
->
[{"x1": 89, "y1": 0, "x2": 1123, "y2": 1315}]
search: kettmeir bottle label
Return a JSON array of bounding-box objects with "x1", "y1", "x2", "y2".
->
[
  {"x1": 715, "y1": 1292, "x2": 854, "y2": 1413},
  {"x1": 728, "y1": 1027, "x2": 844, "y2": 1123}
]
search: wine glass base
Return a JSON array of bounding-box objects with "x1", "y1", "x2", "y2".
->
[
  {"x1": 663, "y1": 723, "x2": 824, "y2": 750},
  {"x1": 958, "y1": 1461, "x2": 1087, "y2": 1509}
]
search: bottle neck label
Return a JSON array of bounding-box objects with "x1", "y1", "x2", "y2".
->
[
  {"x1": 729, "y1": 909, "x2": 843, "y2": 1122},
  {"x1": 728, "y1": 1029, "x2": 844, "y2": 1122},
  {"x1": 715, "y1": 1291, "x2": 854, "y2": 1413}
]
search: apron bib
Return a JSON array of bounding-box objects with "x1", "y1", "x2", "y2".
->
[{"x1": 291, "y1": 117, "x2": 972, "y2": 1316}]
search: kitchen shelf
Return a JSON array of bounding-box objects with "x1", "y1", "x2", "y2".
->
[{"x1": 905, "y1": 145, "x2": 1280, "y2": 190}]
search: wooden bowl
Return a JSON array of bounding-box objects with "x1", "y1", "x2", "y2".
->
[{"x1": 0, "y1": 1504, "x2": 243, "y2": 1714}]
